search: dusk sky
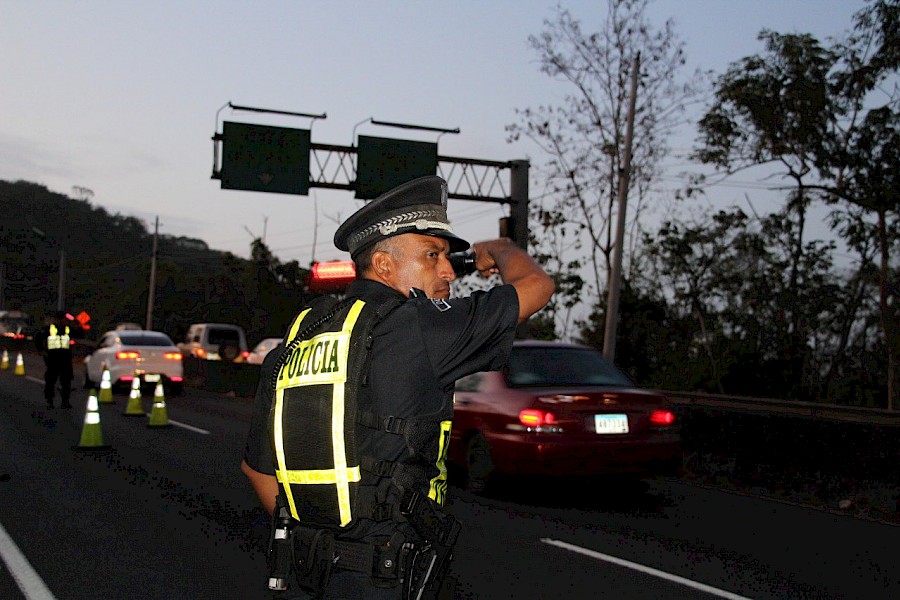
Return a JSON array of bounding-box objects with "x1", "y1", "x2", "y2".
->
[{"x1": 1, "y1": 0, "x2": 870, "y2": 266}]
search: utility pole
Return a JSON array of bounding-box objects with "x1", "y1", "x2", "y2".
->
[
  {"x1": 603, "y1": 52, "x2": 640, "y2": 362},
  {"x1": 56, "y1": 249, "x2": 66, "y2": 312},
  {"x1": 146, "y1": 216, "x2": 159, "y2": 330}
]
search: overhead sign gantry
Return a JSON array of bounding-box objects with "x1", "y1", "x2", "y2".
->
[{"x1": 210, "y1": 102, "x2": 530, "y2": 248}]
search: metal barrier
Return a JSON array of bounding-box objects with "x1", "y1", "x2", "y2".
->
[{"x1": 659, "y1": 389, "x2": 900, "y2": 426}]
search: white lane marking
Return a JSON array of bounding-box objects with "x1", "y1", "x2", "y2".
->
[
  {"x1": 0, "y1": 521, "x2": 57, "y2": 600},
  {"x1": 17, "y1": 375, "x2": 211, "y2": 435},
  {"x1": 541, "y1": 538, "x2": 754, "y2": 600},
  {"x1": 168, "y1": 419, "x2": 210, "y2": 435}
]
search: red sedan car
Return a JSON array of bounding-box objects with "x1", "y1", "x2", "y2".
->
[{"x1": 449, "y1": 340, "x2": 682, "y2": 493}]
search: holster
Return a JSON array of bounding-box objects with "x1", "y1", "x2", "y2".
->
[
  {"x1": 399, "y1": 491, "x2": 461, "y2": 600},
  {"x1": 292, "y1": 527, "x2": 335, "y2": 597}
]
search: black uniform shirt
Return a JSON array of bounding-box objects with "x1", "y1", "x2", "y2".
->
[{"x1": 243, "y1": 278, "x2": 519, "y2": 539}]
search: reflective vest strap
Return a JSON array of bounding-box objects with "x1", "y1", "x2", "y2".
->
[
  {"x1": 273, "y1": 388, "x2": 300, "y2": 519},
  {"x1": 427, "y1": 420, "x2": 453, "y2": 506},
  {"x1": 286, "y1": 308, "x2": 312, "y2": 342},
  {"x1": 276, "y1": 466, "x2": 362, "y2": 485},
  {"x1": 332, "y1": 301, "x2": 365, "y2": 526}
]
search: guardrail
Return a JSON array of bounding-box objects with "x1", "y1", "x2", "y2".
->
[{"x1": 659, "y1": 389, "x2": 900, "y2": 426}]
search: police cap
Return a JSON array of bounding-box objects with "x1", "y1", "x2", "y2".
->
[{"x1": 334, "y1": 175, "x2": 470, "y2": 258}]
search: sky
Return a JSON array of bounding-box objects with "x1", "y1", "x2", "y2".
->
[{"x1": 1, "y1": 0, "x2": 871, "y2": 267}]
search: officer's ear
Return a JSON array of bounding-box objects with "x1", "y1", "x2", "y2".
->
[{"x1": 371, "y1": 250, "x2": 393, "y2": 278}]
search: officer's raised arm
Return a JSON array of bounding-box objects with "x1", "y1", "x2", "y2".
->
[{"x1": 471, "y1": 238, "x2": 554, "y2": 323}]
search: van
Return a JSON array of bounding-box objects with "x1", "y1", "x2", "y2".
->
[{"x1": 178, "y1": 323, "x2": 249, "y2": 362}]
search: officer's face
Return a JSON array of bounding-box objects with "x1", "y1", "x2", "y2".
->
[{"x1": 378, "y1": 234, "x2": 456, "y2": 298}]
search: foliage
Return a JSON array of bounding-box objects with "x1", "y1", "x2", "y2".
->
[
  {"x1": 693, "y1": 0, "x2": 899, "y2": 407},
  {"x1": 0, "y1": 180, "x2": 318, "y2": 346},
  {"x1": 507, "y1": 0, "x2": 705, "y2": 337}
]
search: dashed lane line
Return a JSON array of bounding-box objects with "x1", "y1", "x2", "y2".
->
[
  {"x1": 541, "y1": 538, "x2": 754, "y2": 600},
  {"x1": 0, "y1": 521, "x2": 56, "y2": 600}
]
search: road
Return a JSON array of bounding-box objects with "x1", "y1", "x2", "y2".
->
[{"x1": 1, "y1": 352, "x2": 898, "y2": 599}]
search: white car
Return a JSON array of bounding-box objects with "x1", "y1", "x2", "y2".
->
[
  {"x1": 246, "y1": 337, "x2": 283, "y2": 365},
  {"x1": 84, "y1": 330, "x2": 184, "y2": 394}
]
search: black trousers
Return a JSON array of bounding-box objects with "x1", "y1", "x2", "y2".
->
[{"x1": 44, "y1": 354, "x2": 73, "y2": 404}]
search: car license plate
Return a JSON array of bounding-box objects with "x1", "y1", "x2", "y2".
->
[
  {"x1": 144, "y1": 374, "x2": 161, "y2": 382},
  {"x1": 595, "y1": 414, "x2": 628, "y2": 434}
]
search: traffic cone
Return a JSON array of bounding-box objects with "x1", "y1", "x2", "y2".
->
[
  {"x1": 98, "y1": 368, "x2": 114, "y2": 404},
  {"x1": 1, "y1": 349, "x2": 8, "y2": 370},
  {"x1": 147, "y1": 382, "x2": 171, "y2": 428},
  {"x1": 73, "y1": 390, "x2": 111, "y2": 451},
  {"x1": 123, "y1": 375, "x2": 145, "y2": 416},
  {"x1": 14, "y1": 352, "x2": 25, "y2": 376}
]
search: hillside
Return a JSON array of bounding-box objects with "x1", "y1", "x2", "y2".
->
[{"x1": 0, "y1": 180, "x2": 314, "y2": 345}]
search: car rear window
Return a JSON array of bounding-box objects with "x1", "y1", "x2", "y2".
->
[
  {"x1": 506, "y1": 347, "x2": 634, "y2": 387},
  {"x1": 118, "y1": 333, "x2": 175, "y2": 346},
  {"x1": 208, "y1": 328, "x2": 240, "y2": 345}
]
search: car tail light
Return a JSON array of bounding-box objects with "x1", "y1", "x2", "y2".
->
[
  {"x1": 519, "y1": 409, "x2": 557, "y2": 428},
  {"x1": 650, "y1": 410, "x2": 675, "y2": 425},
  {"x1": 241, "y1": 351, "x2": 250, "y2": 359},
  {"x1": 164, "y1": 352, "x2": 182, "y2": 360},
  {"x1": 116, "y1": 351, "x2": 140, "y2": 360},
  {"x1": 170, "y1": 376, "x2": 183, "y2": 382},
  {"x1": 195, "y1": 348, "x2": 206, "y2": 358},
  {"x1": 120, "y1": 375, "x2": 134, "y2": 382}
]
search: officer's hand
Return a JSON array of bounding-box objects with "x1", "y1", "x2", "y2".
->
[{"x1": 471, "y1": 239, "x2": 510, "y2": 278}]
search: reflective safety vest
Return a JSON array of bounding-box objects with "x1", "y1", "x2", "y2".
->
[
  {"x1": 46, "y1": 324, "x2": 71, "y2": 350},
  {"x1": 269, "y1": 295, "x2": 451, "y2": 530}
]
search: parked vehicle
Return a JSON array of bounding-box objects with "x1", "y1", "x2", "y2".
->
[
  {"x1": 0, "y1": 310, "x2": 33, "y2": 341},
  {"x1": 246, "y1": 337, "x2": 283, "y2": 365},
  {"x1": 83, "y1": 330, "x2": 184, "y2": 394},
  {"x1": 178, "y1": 323, "x2": 249, "y2": 362},
  {"x1": 448, "y1": 340, "x2": 682, "y2": 494}
]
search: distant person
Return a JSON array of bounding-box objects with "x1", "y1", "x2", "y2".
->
[
  {"x1": 35, "y1": 310, "x2": 73, "y2": 409},
  {"x1": 241, "y1": 175, "x2": 554, "y2": 598}
]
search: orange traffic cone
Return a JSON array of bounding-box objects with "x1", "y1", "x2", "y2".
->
[
  {"x1": 1, "y1": 349, "x2": 9, "y2": 370},
  {"x1": 14, "y1": 352, "x2": 25, "y2": 376},
  {"x1": 123, "y1": 375, "x2": 145, "y2": 416},
  {"x1": 73, "y1": 390, "x2": 111, "y2": 451},
  {"x1": 98, "y1": 368, "x2": 114, "y2": 404}
]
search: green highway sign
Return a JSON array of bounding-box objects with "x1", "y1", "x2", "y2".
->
[{"x1": 220, "y1": 121, "x2": 310, "y2": 195}]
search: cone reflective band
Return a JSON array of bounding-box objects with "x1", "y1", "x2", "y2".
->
[
  {"x1": 124, "y1": 374, "x2": 145, "y2": 416},
  {"x1": 99, "y1": 368, "x2": 113, "y2": 403},
  {"x1": 73, "y1": 390, "x2": 111, "y2": 451},
  {"x1": 148, "y1": 382, "x2": 171, "y2": 427},
  {"x1": 1, "y1": 349, "x2": 8, "y2": 369}
]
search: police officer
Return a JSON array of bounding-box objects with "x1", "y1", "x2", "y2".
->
[
  {"x1": 35, "y1": 310, "x2": 74, "y2": 409},
  {"x1": 241, "y1": 175, "x2": 554, "y2": 599}
]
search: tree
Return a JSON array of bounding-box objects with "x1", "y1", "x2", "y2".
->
[
  {"x1": 507, "y1": 0, "x2": 704, "y2": 338},
  {"x1": 694, "y1": 0, "x2": 899, "y2": 407}
]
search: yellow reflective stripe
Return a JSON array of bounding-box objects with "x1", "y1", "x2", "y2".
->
[
  {"x1": 276, "y1": 466, "x2": 361, "y2": 485},
  {"x1": 287, "y1": 308, "x2": 311, "y2": 340},
  {"x1": 428, "y1": 420, "x2": 453, "y2": 505},
  {"x1": 273, "y1": 388, "x2": 302, "y2": 520},
  {"x1": 342, "y1": 301, "x2": 365, "y2": 333},
  {"x1": 332, "y1": 301, "x2": 364, "y2": 526}
]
